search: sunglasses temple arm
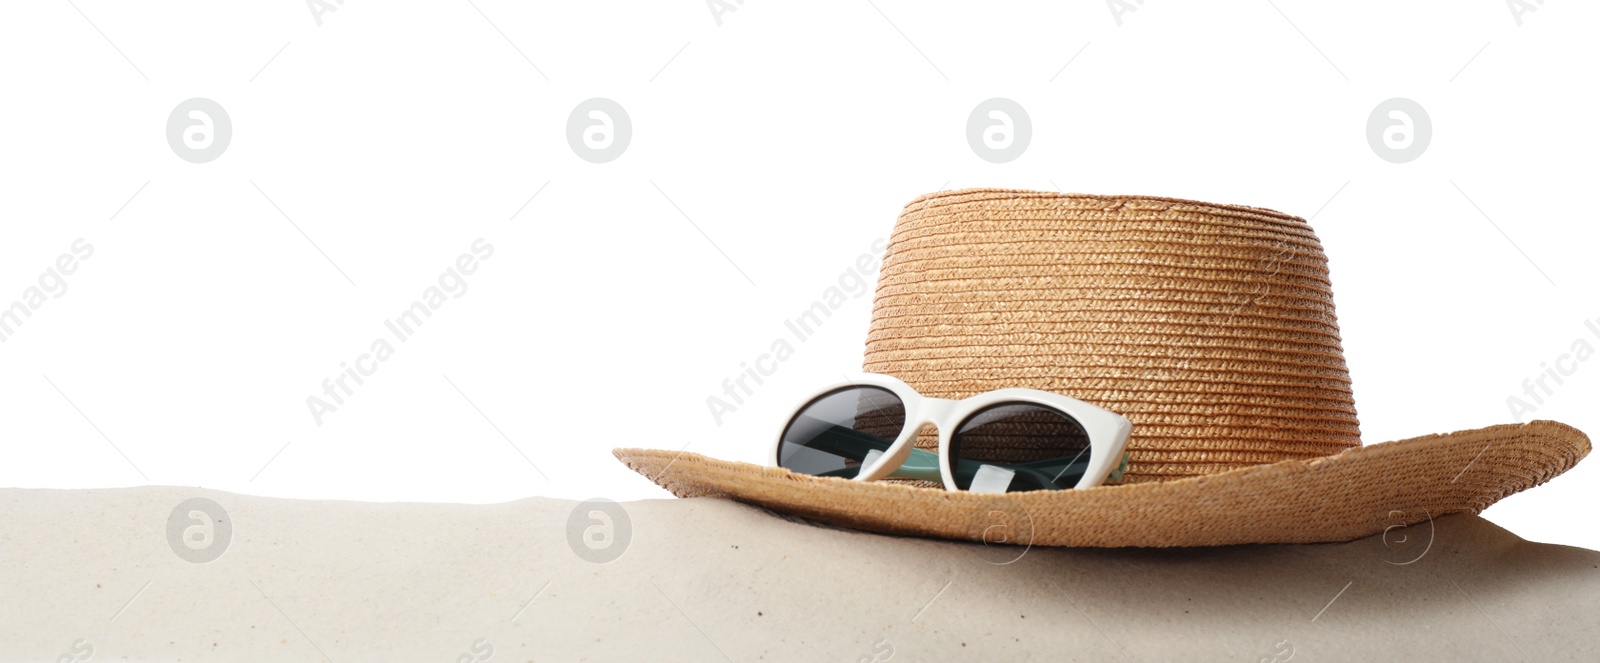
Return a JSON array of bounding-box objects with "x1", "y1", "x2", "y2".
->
[
  {"x1": 994, "y1": 453, "x2": 1130, "y2": 485},
  {"x1": 803, "y1": 427, "x2": 945, "y2": 482},
  {"x1": 882, "y1": 450, "x2": 1131, "y2": 486},
  {"x1": 881, "y1": 448, "x2": 1046, "y2": 483},
  {"x1": 805, "y1": 426, "x2": 906, "y2": 479}
]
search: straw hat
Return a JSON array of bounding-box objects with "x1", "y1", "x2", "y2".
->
[{"x1": 614, "y1": 188, "x2": 1589, "y2": 547}]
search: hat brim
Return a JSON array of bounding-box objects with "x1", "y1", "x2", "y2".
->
[{"x1": 614, "y1": 420, "x2": 1589, "y2": 547}]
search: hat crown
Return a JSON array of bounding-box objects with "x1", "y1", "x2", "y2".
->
[{"x1": 863, "y1": 189, "x2": 1361, "y2": 484}]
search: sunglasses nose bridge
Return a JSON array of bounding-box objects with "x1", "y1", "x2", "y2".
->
[{"x1": 911, "y1": 397, "x2": 959, "y2": 433}]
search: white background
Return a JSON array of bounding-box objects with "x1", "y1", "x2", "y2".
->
[{"x1": 2, "y1": 1, "x2": 1596, "y2": 548}]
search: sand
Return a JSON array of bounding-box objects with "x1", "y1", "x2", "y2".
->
[{"x1": 2, "y1": 486, "x2": 1596, "y2": 661}]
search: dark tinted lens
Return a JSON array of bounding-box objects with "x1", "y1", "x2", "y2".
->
[
  {"x1": 949, "y1": 402, "x2": 1090, "y2": 492},
  {"x1": 778, "y1": 386, "x2": 907, "y2": 478}
]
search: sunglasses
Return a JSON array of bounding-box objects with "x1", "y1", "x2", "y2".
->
[{"x1": 772, "y1": 374, "x2": 1133, "y2": 493}]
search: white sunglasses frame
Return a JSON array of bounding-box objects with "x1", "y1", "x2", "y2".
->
[{"x1": 771, "y1": 373, "x2": 1133, "y2": 492}]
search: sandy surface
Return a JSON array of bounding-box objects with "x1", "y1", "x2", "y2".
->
[{"x1": 2, "y1": 486, "x2": 1596, "y2": 662}]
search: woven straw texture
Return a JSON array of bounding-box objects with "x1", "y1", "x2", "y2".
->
[
  {"x1": 616, "y1": 189, "x2": 1590, "y2": 547},
  {"x1": 865, "y1": 189, "x2": 1357, "y2": 484}
]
